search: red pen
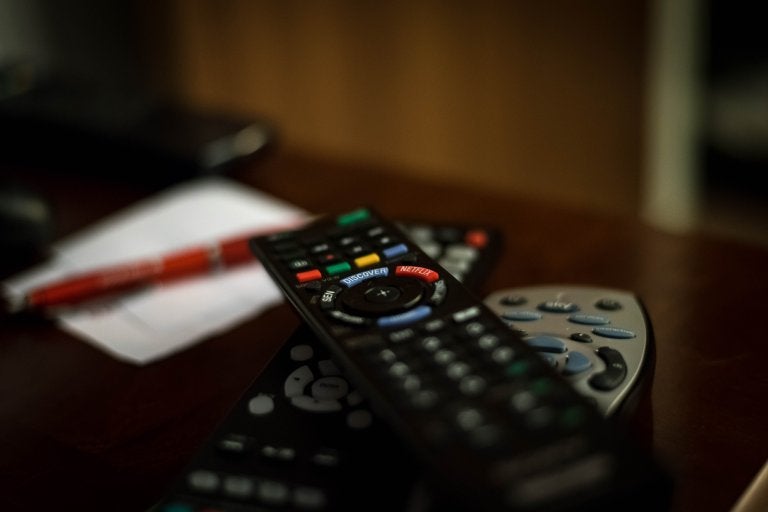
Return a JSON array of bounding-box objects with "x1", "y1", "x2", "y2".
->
[{"x1": 4, "y1": 220, "x2": 305, "y2": 314}]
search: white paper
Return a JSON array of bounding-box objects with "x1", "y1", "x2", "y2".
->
[{"x1": 2, "y1": 177, "x2": 307, "y2": 364}]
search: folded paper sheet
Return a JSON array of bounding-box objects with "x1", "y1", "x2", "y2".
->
[{"x1": 3, "y1": 177, "x2": 306, "y2": 364}]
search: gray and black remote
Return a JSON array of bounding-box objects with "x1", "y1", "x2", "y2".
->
[
  {"x1": 247, "y1": 207, "x2": 669, "y2": 512},
  {"x1": 148, "y1": 221, "x2": 502, "y2": 512},
  {"x1": 484, "y1": 286, "x2": 652, "y2": 417}
]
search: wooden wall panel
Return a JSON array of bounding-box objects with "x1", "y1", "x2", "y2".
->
[{"x1": 140, "y1": 0, "x2": 648, "y2": 215}]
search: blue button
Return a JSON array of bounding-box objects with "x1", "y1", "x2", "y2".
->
[
  {"x1": 526, "y1": 335, "x2": 567, "y2": 353},
  {"x1": 568, "y1": 314, "x2": 610, "y2": 326},
  {"x1": 592, "y1": 326, "x2": 636, "y2": 339},
  {"x1": 383, "y1": 243, "x2": 409, "y2": 259},
  {"x1": 563, "y1": 351, "x2": 593, "y2": 375},
  {"x1": 501, "y1": 311, "x2": 542, "y2": 322},
  {"x1": 377, "y1": 305, "x2": 432, "y2": 328},
  {"x1": 340, "y1": 267, "x2": 389, "y2": 287}
]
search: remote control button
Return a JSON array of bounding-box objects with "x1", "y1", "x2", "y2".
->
[
  {"x1": 444, "y1": 244, "x2": 479, "y2": 261},
  {"x1": 455, "y1": 406, "x2": 485, "y2": 431},
  {"x1": 589, "y1": 347, "x2": 628, "y2": 390},
  {"x1": 500, "y1": 295, "x2": 527, "y2": 306},
  {"x1": 592, "y1": 326, "x2": 636, "y2": 339},
  {"x1": 595, "y1": 298, "x2": 623, "y2": 311},
  {"x1": 500, "y1": 310, "x2": 542, "y2": 322},
  {"x1": 216, "y1": 433, "x2": 252, "y2": 456},
  {"x1": 459, "y1": 375, "x2": 487, "y2": 396},
  {"x1": 465, "y1": 229, "x2": 489, "y2": 248},
  {"x1": 388, "y1": 328, "x2": 416, "y2": 343},
  {"x1": 340, "y1": 277, "x2": 423, "y2": 315},
  {"x1": 325, "y1": 261, "x2": 351, "y2": 275},
  {"x1": 477, "y1": 333, "x2": 500, "y2": 350},
  {"x1": 288, "y1": 257, "x2": 313, "y2": 271},
  {"x1": 340, "y1": 267, "x2": 389, "y2": 287},
  {"x1": 311, "y1": 448, "x2": 340, "y2": 467},
  {"x1": 538, "y1": 300, "x2": 579, "y2": 313},
  {"x1": 383, "y1": 243, "x2": 409, "y2": 259},
  {"x1": 453, "y1": 305, "x2": 481, "y2": 323},
  {"x1": 315, "y1": 251, "x2": 343, "y2": 265},
  {"x1": 562, "y1": 351, "x2": 593, "y2": 376},
  {"x1": 285, "y1": 366, "x2": 314, "y2": 397},
  {"x1": 345, "y1": 244, "x2": 372, "y2": 257},
  {"x1": 248, "y1": 393, "x2": 276, "y2": 416},
  {"x1": 296, "y1": 269, "x2": 322, "y2": 283},
  {"x1": 570, "y1": 332, "x2": 594, "y2": 343},
  {"x1": 311, "y1": 376, "x2": 349, "y2": 401},
  {"x1": 290, "y1": 344, "x2": 314, "y2": 361},
  {"x1": 418, "y1": 241, "x2": 442, "y2": 259},
  {"x1": 223, "y1": 475, "x2": 255, "y2": 499},
  {"x1": 540, "y1": 353, "x2": 558, "y2": 368},
  {"x1": 290, "y1": 395, "x2": 343, "y2": 412},
  {"x1": 568, "y1": 313, "x2": 610, "y2": 326},
  {"x1": 336, "y1": 208, "x2": 371, "y2": 226},
  {"x1": 421, "y1": 336, "x2": 443, "y2": 352},
  {"x1": 428, "y1": 279, "x2": 447, "y2": 305},
  {"x1": 354, "y1": 252, "x2": 381, "y2": 268},
  {"x1": 328, "y1": 310, "x2": 371, "y2": 326},
  {"x1": 395, "y1": 265, "x2": 440, "y2": 283},
  {"x1": 187, "y1": 470, "x2": 220, "y2": 493},
  {"x1": 257, "y1": 480, "x2": 290, "y2": 505},
  {"x1": 309, "y1": 242, "x2": 332, "y2": 254},
  {"x1": 293, "y1": 485, "x2": 328, "y2": 510},
  {"x1": 261, "y1": 445, "x2": 297, "y2": 461},
  {"x1": 377, "y1": 305, "x2": 432, "y2": 328},
  {"x1": 526, "y1": 335, "x2": 567, "y2": 353},
  {"x1": 366, "y1": 226, "x2": 386, "y2": 238},
  {"x1": 422, "y1": 318, "x2": 447, "y2": 332},
  {"x1": 365, "y1": 285, "x2": 401, "y2": 303},
  {"x1": 320, "y1": 286, "x2": 343, "y2": 309}
]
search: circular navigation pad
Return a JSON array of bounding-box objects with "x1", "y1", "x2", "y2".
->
[{"x1": 340, "y1": 276, "x2": 425, "y2": 316}]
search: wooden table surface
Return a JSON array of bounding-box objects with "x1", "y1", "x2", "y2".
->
[{"x1": 1, "y1": 151, "x2": 766, "y2": 511}]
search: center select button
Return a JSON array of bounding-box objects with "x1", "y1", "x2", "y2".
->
[
  {"x1": 340, "y1": 277, "x2": 424, "y2": 315},
  {"x1": 364, "y1": 285, "x2": 401, "y2": 304}
]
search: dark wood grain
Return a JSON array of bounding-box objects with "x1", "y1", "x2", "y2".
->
[{"x1": 1, "y1": 152, "x2": 766, "y2": 511}]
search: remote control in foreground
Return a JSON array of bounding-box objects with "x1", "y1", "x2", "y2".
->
[
  {"x1": 484, "y1": 286, "x2": 652, "y2": 417},
  {"x1": 148, "y1": 221, "x2": 502, "y2": 512},
  {"x1": 249, "y1": 207, "x2": 670, "y2": 512}
]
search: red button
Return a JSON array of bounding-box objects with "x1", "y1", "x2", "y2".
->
[
  {"x1": 296, "y1": 269, "x2": 322, "y2": 283},
  {"x1": 465, "y1": 229, "x2": 488, "y2": 248},
  {"x1": 395, "y1": 265, "x2": 439, "y2": 283}
]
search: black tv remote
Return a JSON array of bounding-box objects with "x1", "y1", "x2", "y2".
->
[
  {"x1": 148, "y1": 221, "x2": 503, "y2": 512},
  {"x1": 248, "y1": 207, "x2": 669, "y2": 511},
  {"x1": 484, "y1": 286, "x2": 653, "y2": 417}
]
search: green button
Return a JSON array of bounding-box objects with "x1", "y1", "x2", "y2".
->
[
  {"x1": 530, "y1": 377, "x2": 553, "y2": 396},
  {"x1": 161, "y1": 503, "x2": 194, "y2": 512},
  {"x1": 505, "y1": 360, "x2": 530, "y2": 378},
  {"x1": 337, "y1": 208, "x2": 371, "y2": 226},
  {"x1": 560, "y1": 405, "x2": 588, "y2": 429},
  {"x1": 326, "y1": 261, "x2": 352, "y2": 275}
]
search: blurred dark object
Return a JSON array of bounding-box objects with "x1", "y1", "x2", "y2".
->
[
  {"x1": 0, "y1": 64, "x2": 276, "y2": 186},
  {"x1": 703, "y1": 0, "x2": 768, "y2": 202},
  {"x1": 0, "y1": 180, "x2": 54, "y2": 275}
]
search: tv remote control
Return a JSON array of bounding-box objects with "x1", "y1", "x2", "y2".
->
[
  {"x1": 148, "y1": 221, "x2": 503, "y2": 512},
  {"x1": 248, "y1": 207, "x2": 669, "y2": 512},
  {"x1": 148, "y1": 285, "x2": 655, "y2": 512},
  {"x1": 483, "y1": 286, "x2": 652, "y2": 417}
]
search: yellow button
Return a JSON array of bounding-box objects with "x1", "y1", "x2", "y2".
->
[{"x1": 354, "y1": 253, "x2": 381, "y2": 268}]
